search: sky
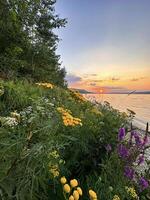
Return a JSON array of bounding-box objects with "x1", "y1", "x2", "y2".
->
[{"x1": 55, "y1": 0, "x2": 150, "y2": 93}]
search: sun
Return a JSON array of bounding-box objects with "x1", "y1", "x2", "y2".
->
[{"x1": 99, "y1": 89, "x2": 103, "y2": 93}]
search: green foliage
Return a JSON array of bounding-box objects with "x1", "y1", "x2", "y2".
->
[
  {"x1": 0, "y1": 81, "x2": 44, "y2": 114},
  {"x1": 0, "y1": 0, "x2": 67, "y2": 86},
  {"x1": 0, "y1": 81, "x2": 131, "y2": 200},
  {"x1": 0, "y1": 81, "x2": 149, "y2": 200},
  {"x1": 0, "y1": 82, "x2": 65, "y2": 199}
]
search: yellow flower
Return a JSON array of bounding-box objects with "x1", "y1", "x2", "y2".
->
[
  {"x1": 70, "y1": 89, "x2": 87, "y2": 102},
  {"x1": 49, "y1": 164, "x2": 59, "y2": 177},
  {"x1": 63, "y1": 184, "x2": 71, "y2": 193},
  {"x1": 70, "y1": 179, "x2": 78, "y2": 188},
  {"x1": 49, "y1": 150, "x2": 59, "y2": 159},
  {"x1": 69, "y1": 195, "x2": 75, "y2": 200},
  {"x1": 57, "y1": 107, "x2": 82, "y2": 127},
  {"x1": 35, "y1": 82, "x2": 54, "y2": 89},
  {"x1": 77, "y1": 187, "x2": 82, "y2": 196},
  {"x1": 73, "y1": 190, "x2": 79, "y2": 200},
  {"x1": 10, "y1": 111, "x2": 21, "y2": 121},
  {"x1": 112, "y1": 195, "x2": 120, "y2": 200},
  {"x1": 89, "y1": 189, "x2": 97, "y2": 199},
  {"x1": 91, "y1": 108, "x2": 103, "y2": 116},
  {"x1": 125, "y1": 186, "x2": 138, "y2": 199},
  {"x1": 60, "y1": 176, "x2": 67, "y2": 184}
]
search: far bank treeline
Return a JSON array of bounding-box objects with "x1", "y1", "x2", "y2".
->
[{"x1": 0, "y1": 0, "x2": 67, "y2": 86}]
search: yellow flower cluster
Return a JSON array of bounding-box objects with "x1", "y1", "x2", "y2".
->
[
  {"x1": 89, "y1": 189, "x2": 98, "y2": 200},
  {"x1": 70, "y1": 89, "x2": 87, "y2": 102},
  {"x1": 112, "y1": 195, "x2": 120, "y2": 200},
  {"x1": 122, "y1": 112, "x2": 128, "y2": 118},
  {"x1": 125, "y1": 186, "x2": 138, "y2": 199},
  {"x1": 35, "y1": 82, "x2": 54, "y2": 89},
  {"x1": 91, "y1": 107, "x2": 103, "y2": 116},
  {"x1": 48, "y1": 150, "x2": 65, "y2": 177},
  {"x1": 49, "y1": 164, "x2": 59, "y2": 177},
  {"x1": 10, "y1": 111, "x2": 21, "y2": 122},
  {"x1": 60, "y1": 176, "x2": 83, "y2": 200},
  {"x1": 57, "y1": 107, "x2": 82, "y2": 126},
  {"x1": 48, "y1": 150, "x2": 59, "y2": 159}
]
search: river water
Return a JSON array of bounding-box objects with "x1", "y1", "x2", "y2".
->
[{"x1": 84, "y1": 94, "x2": 150, "y2": 130}]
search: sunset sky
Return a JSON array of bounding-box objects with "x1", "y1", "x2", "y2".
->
[{"x1": 56, "y1": 0, "x2": 150, "y2": 93}]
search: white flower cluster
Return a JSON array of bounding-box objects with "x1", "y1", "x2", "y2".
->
[
  {"x1": 0, "y1": 85, "x2": 4, "y2": 96},
  {"x1": 20, "y1": 106, "x2": 33, "y2": 125},
  {"x1": 0, "y1": 117, "x2": 18, "y2": 127},
  {"x1": 0, "y1": 111, "x2": 20, "y2": 128}
]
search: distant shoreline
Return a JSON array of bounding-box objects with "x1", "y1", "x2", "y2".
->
[
  {"x1": 70, "y1": 88, "x2": 150, "y2": 95},
  {"x1": 84, "y1": 93, "x2": 150, "y2": 95}
]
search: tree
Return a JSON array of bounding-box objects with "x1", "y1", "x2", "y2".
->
[{"x1": 0, "y1": 0, "x2": 67, "y2": 86}]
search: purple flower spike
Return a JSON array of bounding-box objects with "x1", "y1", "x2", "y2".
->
[
  {"x1": 142, "y1": 135, "x2": 149, "y2": 146},
  {"x1": 105, "y1": 144, "x2": 112, "y2": 152},
  {"x1": 138, "y1": 155, "x2": 144, "y2": 165},
  {"x1": 118, "y1": 144, "x2": 129, "y2": 159},
  {"x1": 124, "y1": 166, "x2": 134, "y2": 180},
  {"x1": 139, "y1": 177, "x2": 149, "y2": 190},
  {"x1": 118, "y1": 128, "x2": 126, "y2": 141},
  {"x1": 134, "y1": 132, "x2": 143, "y2": 146}
]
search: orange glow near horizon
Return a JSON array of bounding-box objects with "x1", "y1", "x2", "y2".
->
[{"x1": 68, "y1": 73, "x2": 150, "y2": 93}]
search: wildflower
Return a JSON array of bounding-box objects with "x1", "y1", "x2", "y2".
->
[
  {"x1": 139, "y1": 177, "x2": 149, "y2": 190},
  {"x1": 109, "y1": 186, "x2": 113, "y2": 192},
  {"x1": 77, "y1": 187, "x2": 83, "y2": 196},
  {"x1": 70, "y1": 179, "x2": 78, "y2": 188},
  {"x1": 59, "y1": 159, "x2": 65, "y2": 164},
  {"x1": 138, "y1": 155, "x2": 144, "y2": 165},
  {"x1": 63, "y1": 184, "x2": 71, "y2": 193},
  {"x1": 118, "y1": 127, "x2": 126, "y2": 141},
  {"x1": 124, "y1": 166, "x2": 134, "y2": 180},
  {"x1": 49, "y1": 150, "x2": 59, "y2": 159},
  {"x1": 0, "y1": 85, "x2": 4, "y2": 96},
  {"x1": 105, "y1": 144, "x2": 112, "y2": 152},
  {"x1": 89, "y1": 189, "x2": 97, "y2": 199},
  {"x1": 118, "y1": 144, "x2": 129, "y2": 159},
  {"x1": 70, "y1": 89, "x2": 87, "y2": 102},
  {"x1": 122, "y1": 112, "x2": 128, "y2": 118},
  {"x1": 73, "y1": 190, "x2": 79, "y2": 200},
  {"x1": 125, "y1": 186, "x2": 138, "y2": 199},
  {"x1": 57, "y1": 107, "x2": 82, "y2": 127},
  {"x1": 49, "y1": 164, "x2": 59, "y2": 177},
  {"x1": 91, "y1": 107, "x2": 102, "y2": 115},
  {"x1": 10, "y1": 111, "x2": 21, "y2": 122},
  {"x1": 142, "y1": 135, "x2": 148, "y2": 146},
  {"x1": 60, "y1": 176, "x2": 67, "y2": 184},
  {"x1": 0, "y1": 116, "x2": 18, "y2": 127},
  {"x1": 35, "y1": 82, "x2": 54, "y2": 89},
  {"x1": 133, "y1": 132, "x2": 143, "y2": 146},
  {"x1": 69, "y1": 195, "x2": 75, "y2": 200},
  {"x1": 112, "y1": 195, "x2": 120, "y2": 200}
]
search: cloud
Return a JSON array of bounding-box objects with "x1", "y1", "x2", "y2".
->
[
  {"x1": 130, "y1": 78, "x2": 139, "y2": 82},
  {"x1": 83, "y1": 73, "x2": 98, "y2": 78},
  {"x1": 65, "y1": 74, "x2": 82, "y2": 84},
  {"x1": 110, "y1": 77, "x2": 120, "y2": 81},
  {"x1": 130, "y1": 77, "x2": 146, "y2": 82},
  {"x1": 100, "y1": 86, "x2": 125, "y2": 90},
  {"x1": 94, "y1": 79, "x2": 104, "y2": 82},
  {"x1": 88, "y1": 84, "x2": 129, "y2": 93},
  {"x1": 89, "y1": 83, "x2": 96, "y2": 86}
]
